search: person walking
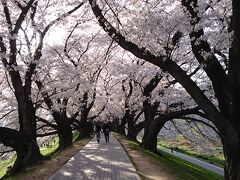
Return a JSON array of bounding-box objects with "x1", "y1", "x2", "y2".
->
[
  {"x1": 95, "y1": 122, "x2": 102, "y2": 143},
  {"x1": 102, "y1": 122, "x2": 110, "y2": 142}
]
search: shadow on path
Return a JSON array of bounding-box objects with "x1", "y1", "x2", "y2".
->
[{"x1": 49, "y1": 134, "x2": 140, "y2": 180}]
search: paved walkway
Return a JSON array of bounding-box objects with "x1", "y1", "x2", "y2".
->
[
  {"x1": 158, "y1": 146, "x2": 224, "y2": 176},
  {"x1": 49, "y1": 134, "x2": 140, "y2": 180}
]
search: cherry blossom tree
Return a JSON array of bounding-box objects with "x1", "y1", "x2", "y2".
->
[
  {"x1": 0, "y1": 0, "x2": 84, "y2": 173},
  {"x1": 88, "y1": 0, "x2": 239, "y2": 178}
]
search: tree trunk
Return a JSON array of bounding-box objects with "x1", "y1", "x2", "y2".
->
[
  {"x1": 127, "y1": 132, "x2": 137, "y2": 141},
  {"x1": 78, "y1": 119, "x2": 93, "y2": 138},
  {"x1": 111, "y1": 118, "x2": 120, "y2": 132},
  {"x1": 77, "y1": 100, "x2": 94, "y2": 138},
  {"x1": 120, "y1": 108, "x2": 130, "y2": 136},
  {"x1": 142, "y1": 119, "x2": 166, "y2": 152},
  {"x1": 225, "y1": 157, "x2": 240, "y2": 180},
  {"x1": 52, "y1": 112, "x2": 73, "y2": 150},
  {"x1": 57, "y1": 120, "x2": 73, "y2": 151},
  {"x1": 223, "y1": 136, "x2": 240, "y2": 180},
  {"x1": 11, "y1": 141, "x2": 43, "y2": 173},
  {"x1": 118, "y1": 119, "x2": 126, "y2": 135},
  {"x1": 224, "y1": 2, "x2": 240, "y2": 179},
  {"x1": 127, "y1": 120, "x2": 137, "y2": 140},
  {"x1": 13, "y1": 100, "x2": 43, "y2": 173},
  {"x1": 78, "y1": 127, "x2": 91, "y2": 138},
  {"x1": 114, "y1": 122, "x2": 124, "y2": 134},
  {"x1": 141, "y1": 100, "x2": 155, "y2": 147},
  {"x1": 0, "y1": 127, "x2": 43, "y2": 175}
]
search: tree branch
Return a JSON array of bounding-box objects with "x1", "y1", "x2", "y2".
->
[
  {"x1": 36, "y1": 116, "x2": 58, "y2": 129},
  {"x1": 37, "y1": 131, "x2": 58, "y2": 137}
]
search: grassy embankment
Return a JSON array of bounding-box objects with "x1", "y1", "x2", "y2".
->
[
  {"x1": 0, "y1": 131, "x2": 80, "y2": 179},
  {"x1": 0, "y1": 158, "x2": 15, "y2": 179},
  {"x1": 128, "y1": 140, "x2": 223, "y2": 180},
  {"x1": 158, "y1": 139, "x2": 225, "y2": 168}
]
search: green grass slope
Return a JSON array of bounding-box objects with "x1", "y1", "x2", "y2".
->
[{"x1": 129, "y1": 140, "x2": 223, "y2": 180}]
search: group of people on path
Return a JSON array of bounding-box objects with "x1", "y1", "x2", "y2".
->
[{"x1": 95, "y1": 121, "x2": 111, "y2": 143}]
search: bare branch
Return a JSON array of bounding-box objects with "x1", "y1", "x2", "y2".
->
[
  {"x1": 36, "y1": 116, "x2": 58, "y2": 129},
  {"x1": 4, "y1": 70, "x2": 15, "y2": 93},
  {"x1": 14, "y1": 1, "x2": 23, "y2": 10},
  {"x1": 42, "y1": 2, "x2": 84, "y2": 36},
  {"x1": 180, "y1": 116, "x2": 219, "y2": 135},
  {"x1": 0, "y1": 109, "x2": 16, "y2": 120},
  {"x1": 103, "y1": 0, "x2": 123, "y2": 27},
  {"x1": 37, "y1": 131, "x2": 58, "y2": 137},
  {"x1": 13, "y1": 0, "x2": 35, "y2": 34},
  {"x1": 1, "y1": 0, "x2": 13, "y2": 32}
]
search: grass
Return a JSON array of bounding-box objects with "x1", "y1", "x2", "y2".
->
[
  {"x1": 158, "y1": 140, "x2": 225, "y2": 168},
  {"x1": 128, "y1": 140, "x2": 223, "y2": 180},
  {"x1": 72, "y1": 130, "x2": 80, "y2": 142},
  {"x1": 40, "y1": 137, "x2": 59, "y2": 156},
  {"x1": 0, "y1": 157, "x2": 16, "y2": 179}
]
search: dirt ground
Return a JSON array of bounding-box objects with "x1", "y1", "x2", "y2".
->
[
  {"x1": 11, "y1": 135, "x2": 176, "y2": 180},
  {"x1": 114, "y1": 134, "x2": 177, "y2": 180}
]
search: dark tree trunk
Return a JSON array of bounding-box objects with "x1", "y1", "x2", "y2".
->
[
  {"x1": 224, "y1": 143, "x2": 240, "y2": 180},
  {"x1": 78, "y1": 114, "x2": 93, "y2": 138},
  {"x1": 223, "y1": 136, "x2": 240, "y2": 180},
  {"x1": 118, "y1": 119, "x2": 126, "y2": 135},
  {"x1": 224, "y1": 1, "x2": 240, "y2": 179},
  {"x1": 126, "y1": 117, "x2": 144, "y2": 141},
  {"x1": 58, "y1": 125, "x2": 72, "y2": 150},
  {"x1": 78, "y1": 128, "x2": 90, "y2": 138},
  {"x1": 51, "y1": 111, "x2": 73, "y2": 151},
  {"x1": 142, "y1": 120, "x2": 166, "y2": 152},
  {"x1": 111, "y1": 118, "x2": 120, "y2": 132},
  {"x1": 141, "y1": 107, "x2": 200, "y2": 152},
  {"x1": 0, "y1": 127, "x2": 43, "y2": 174},
  {"x1": 126, "y1": 131, "x2": 137, "y2": 141},
  {"x1": 126, "y1": 110, "x2": 144, "y2": 141},
  {"x1": 77, "y1": 92, "x2": 94, "y2": 138},
  {"x1": 14, "y1": 99, "x2": 43, "y2": 172},
  {"x1": 11, "y1": 141, "x2": 43, "y2": 173},
  {"x1": 114, "y1": 122, "x2": 124, "y2": 134},
  {"x1": 141, "y1": 100, "x2": 156, "y2": 147},
  {"x1": 127, "y1": 120, "x2": 136, "y2": 140},
  {"x1": 141, "y1": 75, "x2": 162, "y2": 147},
  {"x1": 56, "y1": 119, "x2": 73, "y2": 151}
]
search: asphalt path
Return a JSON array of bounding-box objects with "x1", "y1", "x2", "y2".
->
[{"x1": 158, "y1": 145, "x2": 224, "y2": 176}]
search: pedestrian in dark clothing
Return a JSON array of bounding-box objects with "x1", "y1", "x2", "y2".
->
[{"x1": 102, "y1": 122, "x2": 110, "y2": 142}]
